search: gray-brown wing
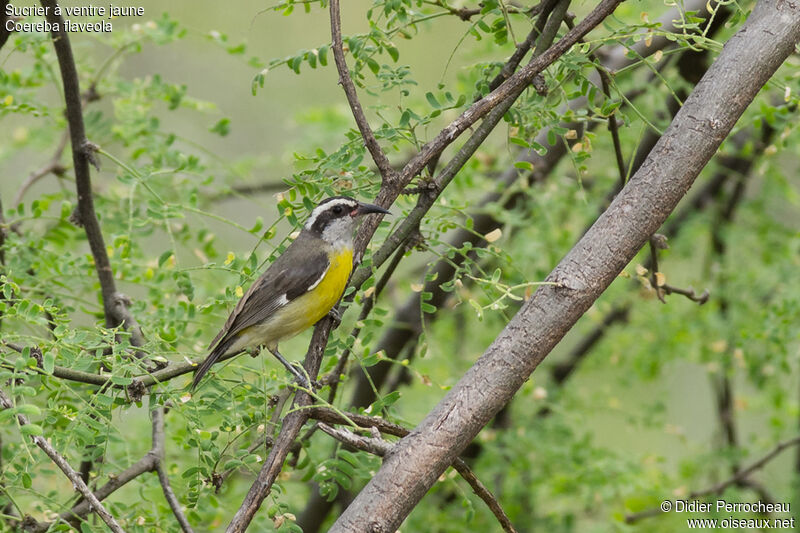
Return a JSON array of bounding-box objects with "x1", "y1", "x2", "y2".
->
[{"x1": 208, "y1": 233, "x2": 330, "y2": 350}]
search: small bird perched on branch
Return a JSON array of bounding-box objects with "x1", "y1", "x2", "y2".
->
[{"x1": 191, "y1": 196, "x2": 390, "y2": 390}]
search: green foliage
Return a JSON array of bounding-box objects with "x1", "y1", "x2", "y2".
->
[{"x1": 1, "y1": 0, "x2": 799, "y2": 532}]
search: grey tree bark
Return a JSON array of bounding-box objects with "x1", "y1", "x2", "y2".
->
[{"x1": 330, "y1": 1, "x2": 800, "y2": 531}]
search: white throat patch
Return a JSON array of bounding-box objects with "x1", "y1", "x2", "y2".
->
[{"x1": 320, "y1": 216, "x2": 357, "y2": 249}]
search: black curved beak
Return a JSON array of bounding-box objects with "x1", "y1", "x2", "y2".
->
[{"x1": 355, "y1": 202, "x2": 391, "y2": 216}]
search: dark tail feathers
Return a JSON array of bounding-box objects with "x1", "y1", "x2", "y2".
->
[{"x1": 191, "y1": 338, "x2": 234, "y2": 390}]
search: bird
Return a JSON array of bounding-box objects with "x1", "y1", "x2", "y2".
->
[{"x1": 191, "y1": 196, "x2": 390, "y2": 390}]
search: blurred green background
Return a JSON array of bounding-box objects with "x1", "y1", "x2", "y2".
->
[{"x1": 1, "y1": 0, "x2": 798, "y2": 531}]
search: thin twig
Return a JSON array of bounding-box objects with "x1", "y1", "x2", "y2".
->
[
  {"x1": 563, "y1": 16, "x2": 626, "y2": 186},
  {"x1": 425, "y1": 0, "x2": 539, "y2": 22},
  {"x1": 648, "y1": 236, "x2": 666, "y2": 303},
  {"x1": 647, "y1": 234, "x2": 708, "y2": 305},
  {"x1": 487, "y1": 0, "x2": 553, "y2": 92},
  {"x1": 307, "y1": 407, "x2": 409, "y2": 437},
  {"x1": 217, "y1": 181, "x2": 288, "y2": 199},
  {"x1": 13, "y1": 131, "x2": 69, "y2": 207},
  {"x1": 625, "y1": 436, "x2": 800, "y2": 524},
  {"x1": 152, "y1": 407, "x2": 194, "y2": 533},
  {"x1": 329, "y1": 0, "x2": 396, "y2": 183},
  {"x1": 661, "y1": 283, "x2": 709, "y2": 304},
  {"x1": 0, "y1": 389, "x2": 125, "y2": 533},
  {"x1": 318, "y1": 423, "x2": 393, "y2": 455}
]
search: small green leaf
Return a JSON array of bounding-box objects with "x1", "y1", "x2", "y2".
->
[
  {"x1": 469, "y1": 299, "x2": 484, "y2": 320},
  {"x1": 386, "y1": 44, "x2": 399, "y2": 62},
  {"x1": 366, "y1": 57, "x2": 380, "y2": 74},
  {"x1": 361, "y1": 353, "x2": 380, "y2": 367},
  {"x1": 42, "y1": 350, "x2": 55, "y2": 374},
  {"x1": 509, "y1": 137, "x2": 530, "y2": 148},
  {"x1": 182, "y1": 467, "x2": 202, "y2": 479},
  {"x1": 399, "y1": 110, "x2": 411, "y2": 128},
  {"x1": 381, "y1": 390, "x2": 401, "y2": 407},
  {"x1": 158, "y1": 250, "x2": 174, "y2": 267},
  {"x1": 210, "y1": 118, "x2": 231, "y2": 137},
  {"x1": 21, "y1": 424, "x2": 43, "y2": 437},
  {"x1": 110, "y1": 375, "x2": 133, "y2": 385},
  {"x1": 16, "y1": 404, "x2": 41, "y2": 417},
  {"x1": 425, "y1": 92, "x2": 440, "y2": 108}
]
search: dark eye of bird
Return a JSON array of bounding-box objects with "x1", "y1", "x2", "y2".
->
[{"x1": 332, "y1": 205, "x2": 343, "y2": 215}]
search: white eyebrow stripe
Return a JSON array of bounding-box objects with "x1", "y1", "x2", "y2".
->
[{"x1": 304, "y1": 198, "x2": 358, "y2": 230}]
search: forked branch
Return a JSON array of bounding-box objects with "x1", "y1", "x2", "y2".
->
[{"x1": 329, "y1": 0, "x2": 396, "y2": 183}]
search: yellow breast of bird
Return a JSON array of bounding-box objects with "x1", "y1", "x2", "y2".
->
[
  {"x1": 241, "y1": 246, "x2": 354, "y2": 351},
  {"x1": 288, "y1": 246, "x2": 354, "y2": 333}
]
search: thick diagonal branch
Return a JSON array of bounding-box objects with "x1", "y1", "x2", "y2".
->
[
  {"x1": 330, "y1": 2, "x2": 800, "y2": 530},
  {"x1": 225, "y1": 2, "x2": 622, "y2": 530},
  {"x1": 312, "y1": 412, "x2": 518, "y2": 533},
  {"x1": 347, "y1": 0, "x2": 714, "y2": 410}
]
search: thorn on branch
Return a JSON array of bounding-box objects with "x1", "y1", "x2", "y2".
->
[
  {"x1": 329, "y1": 0, "x2": 395, "y2": 183},
  {"x1": 127, "y1": 380, "x2": 147, "y2": 403},
  {"x1": 29, "y1": 346, "x2": 44, "y2": 367},
  {"x1": 531, "y1": 74, "x2": 548, "y2": 96},
  {"x1": 68, "y1": 206, "x2": 83, "y2": 227},
  {"x1": 650, "y1": 233, "x2": 669, "y2": 250},
  {"x1": 83, "y1": 84, "x2": 101, "y2": 103},
  {"x1": 82, "y1": 141, "x2": 101, "y2": 171},
  {"x1": 401, "y1": 178, "x2": 438, "y2": 197}
]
